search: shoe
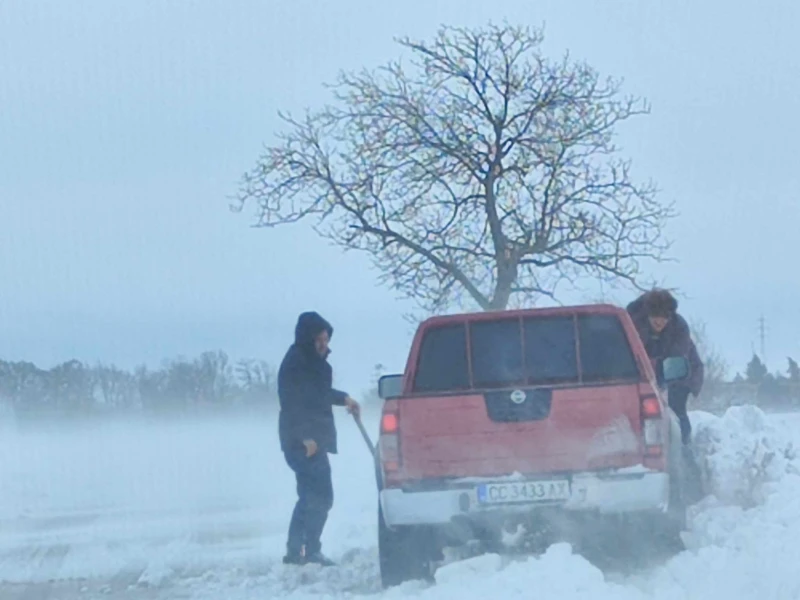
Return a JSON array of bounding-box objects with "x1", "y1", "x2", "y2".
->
[
  {"x1": 283, "y1": 553, "x2": 306, "y2": 566},
  {"x1": 304, "y1": 552, "x2": 335, "y2": 567}
]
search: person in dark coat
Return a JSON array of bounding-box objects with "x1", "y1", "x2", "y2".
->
[
  {"x1": 278, "y1": 311, "x2": 360, "y2": 567},
  {"x1": 627, "y1": 289, "x2": 704, "y2": 444}
]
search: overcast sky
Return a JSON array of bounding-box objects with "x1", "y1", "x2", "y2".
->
[{"x1": 1, "y1": 0, "x2": 798, "y2": 393}]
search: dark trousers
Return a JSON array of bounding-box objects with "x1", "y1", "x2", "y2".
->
[
  {"x1": 668, "y1": 386, "x2": 692, "y2": 444},
  {"x1": 284, "y1": 449, "x2": 334, "y2": 557}
]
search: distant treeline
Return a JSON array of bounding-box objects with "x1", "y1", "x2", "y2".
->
[
  {"x1": 0, "y1": 351, "x2": 276, "y2": 418},
  {"x1": 6, "y1": 346, "x2": 798, "y2": 420},
  {"x1": 674, "y1": 353, "x2": 800, "y2": 414}
]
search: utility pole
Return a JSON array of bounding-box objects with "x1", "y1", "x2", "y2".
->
[{"x1": 758, "y1": 315, "x2": 766, "y2": 362}]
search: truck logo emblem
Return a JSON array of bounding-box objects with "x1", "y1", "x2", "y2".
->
[{"x1": 510, "y1": 389, "x2": 526, "y2": 404}]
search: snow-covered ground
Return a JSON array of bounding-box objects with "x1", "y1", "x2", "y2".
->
[{"x1": 2, "y1": 404, "x2": 800, "y2": 599}]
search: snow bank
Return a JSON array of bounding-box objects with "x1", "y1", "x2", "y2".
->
[
  {"x1": 416, "y1": 545, "x2": 642, "y2": 600},
  {"x1": 642, "y1": 472, "x2": 800, "y2": 599},
  {"x1": 5, "y1": 407, "x2": 800, "y2": 600},
  {"x1": 692, "y1": 406, "x2": 798, "y2": 508}
]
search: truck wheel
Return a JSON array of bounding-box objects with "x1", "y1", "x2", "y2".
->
[
  {"x1": 680, "y1": 444, "x2": 705, "y2": 505},
  {"x1": 649, "y1": 415, "x2": 690, "y2": 552},
  {"x1": 378, "y1": 504, "x2": 438, "y2": 588},
  {"x1": 651, "y1": 466, "x2": 687, "y2": 553},
  {"x1": 662, "y1": 477, "x2": 687, "y2": 550}
]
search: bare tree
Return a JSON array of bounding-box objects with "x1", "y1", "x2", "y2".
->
[
  {"x1": 195, "y1": 350, "x2": 234, "y2": 403},
  {"x1": 235, "y1": 359, "x2": 275, "y2": 397},
  {"x1": 235, "y1": 22, "x2": 675, "y2": 313},
  {"x1": 95, "y1": 364, "x2": 138, "y2": 409}
]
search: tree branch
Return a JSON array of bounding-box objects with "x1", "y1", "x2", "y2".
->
[{"x1": 235, "y1": 22, "x2": 674, "y2": 314}]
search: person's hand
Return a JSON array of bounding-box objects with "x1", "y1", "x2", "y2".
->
[
  {"x1": 345, "y1": 396, "x2": 361, "y2": 419},
  {"x1": 302, "y1": 439, "x2": 318, "y2": 458}
]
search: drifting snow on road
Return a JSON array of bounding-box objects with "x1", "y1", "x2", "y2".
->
[{"x1": 2, "y1": 406, "x2": 800, "y2": 599}]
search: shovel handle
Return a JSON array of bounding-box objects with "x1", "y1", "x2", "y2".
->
[{"x1": 353, "y1": 413, "x2": 377, "y2": 458}]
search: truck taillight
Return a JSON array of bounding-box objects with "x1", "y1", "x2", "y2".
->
[
  {"x1": 641, "y1": 396, "x2": 661, "y2": 419},
  {"x1": 380, "y1": 409, "x2": 401, "y2": 472},
  {"x1": 640, "y1": 394, "x2": 664, "y2": 458},
  {"x1": 381, "y1": 413, "x2": 399, "y2": 434}
]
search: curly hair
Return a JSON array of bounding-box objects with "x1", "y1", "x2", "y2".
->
[{"x1": 643, "y1": 288, "x2": 678, "y2": 318}]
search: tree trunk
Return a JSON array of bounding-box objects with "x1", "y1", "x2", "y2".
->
[{"x1": 488, "y1": 259, "x2": 518, "y2": 311}]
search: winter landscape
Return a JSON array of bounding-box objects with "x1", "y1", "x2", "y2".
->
[
  {"x1": 2, "y1": 405, "x2": 800, "y2": 599},
  {"x1": 4, "y1": 0, "x2": 800, "y2": 598}
]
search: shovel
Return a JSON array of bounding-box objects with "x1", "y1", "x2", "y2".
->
[{"x1": 352, "y1": 413, "x2": 377, "y2": 459}]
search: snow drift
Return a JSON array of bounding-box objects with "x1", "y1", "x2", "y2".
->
[
  {"x1": 2, "y1": 406, "x2": 800, "y2": 600},
  {"x1": 692, "y1": 405, "x2": 798, "y2": 507}
]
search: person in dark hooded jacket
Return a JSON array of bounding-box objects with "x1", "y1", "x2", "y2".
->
[
  {"x1": 278, "y1": 311, "x2": 360, "y2": 567},
  {"x1": 627, "y1": 289, "x2": 704, "y2": 444}
]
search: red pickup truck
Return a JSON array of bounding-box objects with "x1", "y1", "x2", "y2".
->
[{"x1": 374, "y1": 304, "x2": 694, "y2": 587}]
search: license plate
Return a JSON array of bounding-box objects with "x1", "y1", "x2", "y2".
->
[{"x1": 477, "y1": 479, "x2": 571, "y2": 505}]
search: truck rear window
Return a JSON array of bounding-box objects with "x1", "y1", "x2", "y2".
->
[
  {"x1": 413, "y1": 314, "x2": 640, "y2": 392},
  {"x1": 413, "y1": 323, "x2": 470, "y2": 393}
]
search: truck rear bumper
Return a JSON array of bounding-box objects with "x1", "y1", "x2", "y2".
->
[{"x1": 380, "y1": 469, "x2": 670, "y2": 527}]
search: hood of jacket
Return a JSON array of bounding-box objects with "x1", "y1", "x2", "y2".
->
[{"x1": 294, "y1": 311, "x2": 334, "y2": 356}]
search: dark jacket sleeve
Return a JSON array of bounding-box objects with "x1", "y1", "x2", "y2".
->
[
  {"x1": 687, "y1": 338, "x2": 705, "y2": 396},
  {"x1": 328, "y1": 389, "x2": 348, "y2": 406},
  {"x1": 672, "y1": 315, "x2": 705, "y2": 396}
]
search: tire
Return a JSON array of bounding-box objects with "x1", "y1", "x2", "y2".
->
[
  {"x1": 649, "y1": 446, "x2": 688, "y2": 553},
  {"x1": 680, "y1": 445, "x2": 705, "y2": 505},
  {"x1": 378, "y1": 504, "x2": 438, "y2": 588},
  {"x1": 658, "y1": 472, "x2": 688, "y2": 551}
]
